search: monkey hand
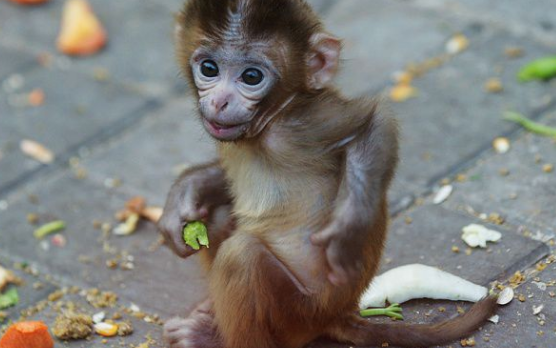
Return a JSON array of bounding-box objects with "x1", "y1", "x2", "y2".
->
[
  {"x1": 158, "y1": 172, "x2": 222, "y2": 258},
  {"x1": 310, "y1": 205, "x2": 369, "y2": 286}
]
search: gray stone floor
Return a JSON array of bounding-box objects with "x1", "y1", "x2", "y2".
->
[{"x1": 1, "y1": 0, "x2": 555, "y2": 347}]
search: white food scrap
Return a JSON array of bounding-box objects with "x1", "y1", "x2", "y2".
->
[
  {"x1": 488, "y1": 314, "x2": 500, "y2": 324},
  {"x1": 113, "y1": 213, "x2": 140, "y2": 236},
  {"x1": 531, "y1": 281, "x2": 547, "y2": 291},
  {"x1": 20, "y1": 139, "x2": 55, "y2": 164},
  {"x1": 461, "y1": 224, "x2": 502, "y2": 248},
  {"x1": 497, "y1": 287, "x2": 514, "y2": 305},
  {"x1": 0, "y1": 266, "x2": 15, "y2": 291},
  {"x1": 492, "y1": 137, "x2": 510, "y2": 154},
  {"x1": 92, "y1": 311, "x2": 106, "y2": 324},
  {"x1": 359, "y1": 264, "x2": 487, "y2": 308},
  {"x1": 141, "y1": 206, "x2": 163, "y2": 223},
  {"x1": 433, "y1": 185, "x2": 453, "y2": 205},
  {"x1": 446, "y1": 34, "x2": 469, "y2": 54},
  {"x1": 533, "y1": 304, "x2": 544, "y2": 315}
]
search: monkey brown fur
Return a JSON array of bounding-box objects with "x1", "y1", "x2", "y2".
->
[{"x1": 158, "y1": 1, "x2": 497, "y2": 347}]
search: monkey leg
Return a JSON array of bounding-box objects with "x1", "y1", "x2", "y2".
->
[
  {"x1": 208, "y1": 233, "x2": 320, "y2": 348},
  {"x1": 163, "y1": 300, "x2": 223, "y2": 348}
]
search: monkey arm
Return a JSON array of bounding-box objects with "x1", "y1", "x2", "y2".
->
[
  {"x1": 158, "y1": 161, "x2": 234, "y2": 258},
  {"x1": 311, "y1": 112, "x2": 399, "y2": 285}
]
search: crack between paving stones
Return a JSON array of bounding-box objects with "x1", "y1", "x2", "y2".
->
[
  {"x1": 488, "y1": 242, "x2": 550, "y2": 285},
  {"x1": 424, "y1": 99, "x2": 556, "y2": 190}
]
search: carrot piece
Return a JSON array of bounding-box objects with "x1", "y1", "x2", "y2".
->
[
  {"x1": 57, "y1": 0, "x2": 107, "y2": 56},
  {"x1": 7, "y1": 0, "x2": 50, "y2": 5},
  {"x1": 0, "y1": 321, "x2": 54, "y2": 348}
]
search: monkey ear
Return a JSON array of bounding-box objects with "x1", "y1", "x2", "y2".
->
[{"x1": 307, "y1": 33, "x2": 341, "y2": 90}]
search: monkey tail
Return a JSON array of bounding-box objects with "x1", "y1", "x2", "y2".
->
[{"x1": 332, "y1": 296, "x2": 497, "y2": 348}]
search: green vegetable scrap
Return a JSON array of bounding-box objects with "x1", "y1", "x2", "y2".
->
[
  {"x1": 34, "y1": 220, "x2": 66, "y2": 239},
  {"x1": 360, "y1": 303, "x2": 403, "y2": 320},
  {"x1": 504, "y1": 112, "x2": 556, "y2": 138},
  {"x1": 0, "y1": 288, "x2": 19, "y2": 309},
  {"x1": 518, "y1": 56, "x2": 556, "y2": 82},
  {"x1": 183, "y1": 222, "x2": 209, "y2": 250}
]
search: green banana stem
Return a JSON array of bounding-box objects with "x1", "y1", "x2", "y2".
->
[
  {"x1": 504, "y1": 112, "x2": 556, "y2": 138},
  {"x1": 360, "y1": 303, "x2": 404, "y2": 320}
]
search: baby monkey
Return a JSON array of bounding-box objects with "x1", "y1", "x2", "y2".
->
[{"x1": 159, "y1": 1, "x2": 497, "y2": 347}]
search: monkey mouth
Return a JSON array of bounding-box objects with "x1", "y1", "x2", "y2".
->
[{"x1": 203, "y1": 119, "x2": 249, "y2": 141}]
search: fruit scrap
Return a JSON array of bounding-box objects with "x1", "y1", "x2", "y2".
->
[
  {"x1": 504, "y1": 112, "x2": 556, "y2": 138},
  {"x1": 113, "y1": 213, "x2": 140, "y2": 236},
  {"x1": 57, "y1": 0, "x2": 107, "y2": 56},
  {"x1": 34, "y1": 220, "x2": 66, "y2": 239},
  {"x1": 389, "y1": 83, "x2": 417, "y2": 103},
  {"x1": 0, "y1": 266, "x2": 16, "y2": 291},
  {"x1": 183, "y1": 222, "x2": 209, "y2": 250},
  {"x1": 28, "y1": 89, "x2": 45, "y2": 106},
  {"x1": 7, "y1": 0, "x2": 50, "y2": 5},
  {"x1": 0, "y1": 321, "x2": 54, "y2": 348},
  {"x1": 94, "y1": 322, "x2": 118, "y2": 337},
  {"x1": 20, "y1": 139, "x2": 55, "y2": 164},
  {"x1": 116, "y1": 196, "x2": 163, "y2": 224},
  {"x1": 518, "y1": 56, "x2": 556, "y2": 82},
  {"x1": 0, "y1": 288, "x2": 19, "y2": 310}
]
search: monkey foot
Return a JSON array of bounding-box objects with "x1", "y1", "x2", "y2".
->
[{"x1": 163, "y1": 301, "x2": 221, "y2": 348}]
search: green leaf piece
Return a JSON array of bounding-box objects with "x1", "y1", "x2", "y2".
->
[
  {"x1": 183, "y1": 221, "x2": 209, "y2": 250},
  {"x1": 360, "y1": 303, "x2": 404, "y2": 320},
  {"x1": 0, "y1": 287, "x2": 19, "y2": 310},
  {"x1": 518, "y1": 56, "x2": 556, "y2": 82},
  {"x1": 504, "y1": 112, "x2": 556, "y2": 138},
  {"x1": 34, "y1": 220, "x2": 66, "y2": 239}
]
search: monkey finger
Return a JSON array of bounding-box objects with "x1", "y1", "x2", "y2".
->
[{"x1": 179, "y1": 202, "x2": 208, "y2": 223}]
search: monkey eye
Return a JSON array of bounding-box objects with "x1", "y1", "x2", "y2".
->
[
  {"x1": 200, "y1": 60, "x2": 219, "y2": 78},
  {"x1": 241, "y1": 68, "x2": 264, "y2": 86}
]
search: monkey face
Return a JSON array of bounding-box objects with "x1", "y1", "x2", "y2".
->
[{"x1": 190, "y1": 45, "x2": 280, "y2": 142}]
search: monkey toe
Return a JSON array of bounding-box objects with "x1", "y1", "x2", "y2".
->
[
  {"x1": 163, "y1": 305, "x2": 220, "y2": 348},
  {"x1": 164, "y1": 317, "x2": 201, "y2": 348}
]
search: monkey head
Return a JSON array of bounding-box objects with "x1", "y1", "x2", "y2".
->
[{"x1": 176, "y1": 0, "x2": 341, "y2": 141}]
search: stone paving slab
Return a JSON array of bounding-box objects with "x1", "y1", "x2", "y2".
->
[
  {"x1": 0, "y1": 172, "x2": 206, "y2": 317},
  {"x1": 321, "y1": 0, "x2": 460, "y2": 97},
  {"x1": 0, "y1": 66, "x2": 152, "y2": 193},
  {"x1": 383, "y1": 204, "x2": 549, "y2": 285},
  {"x1": 0, "y1": 0, "x2": 182, "y2": 94},
  {"x1": 446, "y1": 109, "x2": 556, "y2": 234},
  {"x1": 411, "y1": 0, "x2": 556, "y2": 46},
  {"x1": 0, "y1": 44, "x2": 36, "y2": 81},
  {"x1": 389, "y1": 25, "x2": 556, "y2": 200},
  {"x1": 80, "y1": 97, "x2": 215, "y2": 205},
  {"x1": 478, "y1": 258, "x2": 556, "y2": 348}
]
